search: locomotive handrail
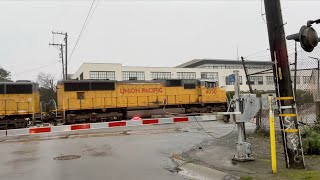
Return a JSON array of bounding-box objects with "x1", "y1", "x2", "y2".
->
[{"x1": 62, "y1": 93, "x2": 220, "y2": 110}]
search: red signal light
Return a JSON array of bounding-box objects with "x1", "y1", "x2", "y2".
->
[{"x1": 132, "y1": 116, "x2": 141, "y2": 120}]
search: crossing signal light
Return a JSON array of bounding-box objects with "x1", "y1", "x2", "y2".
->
[
  {"x1": 299, "y1": 25, "x2": 318, "y2": 52},
  {"x1": 286, "y1": 25, "x2": 319, "y2": 52}
]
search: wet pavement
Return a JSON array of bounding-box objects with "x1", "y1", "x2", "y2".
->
[{"x1": 0, "y1": 121, "x2": 254, "y2": 180}]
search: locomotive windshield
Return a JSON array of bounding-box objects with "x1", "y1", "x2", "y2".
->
[{"x1": 205, "y1": 81, "x2": 217, "y2": 88}]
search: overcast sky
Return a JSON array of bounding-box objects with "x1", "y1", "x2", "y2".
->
[{"x1": 0, "y1": 0, "x2": 319, "y2": 81}]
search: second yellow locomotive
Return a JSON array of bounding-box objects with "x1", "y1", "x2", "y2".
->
[{"x1": 56, "y1": 79, "x2": 227, "y2": 124}]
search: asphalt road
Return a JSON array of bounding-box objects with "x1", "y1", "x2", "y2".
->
[{"x1": 0, "y1": 121, "x2": 255, "y2": 180}]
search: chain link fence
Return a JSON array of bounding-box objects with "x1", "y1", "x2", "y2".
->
[{"x1": 243, "y1": 42, "x2": 320, "y2": 132}]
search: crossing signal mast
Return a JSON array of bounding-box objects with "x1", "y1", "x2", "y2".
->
[{"x1": 263, "y1": 1, "x2": 320, "y2": 169}]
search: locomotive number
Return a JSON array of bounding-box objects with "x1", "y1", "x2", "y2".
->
[{"x1": 205, "y1": 89, "x2": 217, "y2": 94}]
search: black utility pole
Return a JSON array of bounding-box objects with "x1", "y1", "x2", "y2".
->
[
  {"x1": 264, "y1": 0, "x2": 305, "y2": 168},
  {"x1": 52, "y1": 31, "x2": 68, "y2": 80}
]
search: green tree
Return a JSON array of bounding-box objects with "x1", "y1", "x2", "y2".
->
[{"x1": 0, "y1": 67, "x2": 11, "y2": 80}]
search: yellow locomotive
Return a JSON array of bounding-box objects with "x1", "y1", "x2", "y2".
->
[
  {"x1": 56, "y1": 79, "x2": 227, "y2": 124},
  {"x1": 0, "y1": 81, "x2": 40, "y2": 129}
]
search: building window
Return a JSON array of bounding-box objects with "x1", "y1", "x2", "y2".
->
[
  {"x1": 90, "y1": 71, "x2": 99, "y2": 79},
  {"x1": 122, "y1": 71, "x2": 145, "y2": 81},
  {"x1": 201, "y1": 72, "x2": 219, "y2": 81},
  {"x1": 247, "y1": 76, "x2": 263, "y2": 85},
  {"x1": 80, "y1": 73, "x2": 84, "y2": 80},
  {"x1": 291, "y1": 76, "x2": 300, "y2": 84},
  {"x1": 303, "y1": 76, "x2": 314, "y2": 84},
  {"x1": 303, "y1": 76, "x2": 310, "y2": 84},
  {"x1": 89, "y1": 71, "x2": 115, "y2": 80},
  {"x1": 266, "y1": 76, "x2": 274, "y2": 85},
  {"x1": 177, "y1": 72, "x2": 196, "y2": 79},
  {"x1": 151, "y1": 72, "x2": 171, "y2": 79},
  {"x1": 226, "y1": 76, "x2": 243, "y2": 85}
]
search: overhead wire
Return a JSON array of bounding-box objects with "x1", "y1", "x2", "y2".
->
[
  {"x1": 246, "y1": 44, "x2": 300, "y2": 62},
  {"x1": 9, "y1": 61, "x2": 59, "y2": 80},
  {"x1": 68, "y1": 0, "x2": 99, "y2": 65},
  {"x1": 12, "y1": 62, "x2": 57, "y2": 77},
  {"x1": 244, "y1": 48, "x2": 270, "y2": 59},
  {"x1": 247, "y1": 53, "x2": 271, "y2": 60},
  {"x1": 84, "y1": 0, "x2": 101, "y2": 31}
]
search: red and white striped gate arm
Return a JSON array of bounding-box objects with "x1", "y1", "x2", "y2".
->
[{"x1": 0, "y1": 115, "x2": 222, "y2": 137}]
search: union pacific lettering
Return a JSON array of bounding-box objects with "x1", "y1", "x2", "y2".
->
[{"x1": 119, "y1": 88, "x2": 163, "y2": 94}]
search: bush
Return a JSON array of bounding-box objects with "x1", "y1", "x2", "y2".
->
[{"x1": 302, "y1": 123, "x2": 320, "y2": 155}]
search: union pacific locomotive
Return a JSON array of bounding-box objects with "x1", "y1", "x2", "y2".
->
[{"x1": 0, "y1": 79, "x2": 228, "y2": 129}]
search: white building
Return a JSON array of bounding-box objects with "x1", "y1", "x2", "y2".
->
[{"x1": 71, "y1": 59, "x2": 314, "y2": 92}]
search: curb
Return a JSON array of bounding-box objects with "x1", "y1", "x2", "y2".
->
[
  {"x1": 0, "y1": 115, "x2": 223, "y2": 138},
  {"x1": 170, "y1": 154, "x2": 239, "y2": 180}
]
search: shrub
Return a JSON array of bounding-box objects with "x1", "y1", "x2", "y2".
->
[{"x1": 302, "y1": 123, "x2": 320, "y2": 155}]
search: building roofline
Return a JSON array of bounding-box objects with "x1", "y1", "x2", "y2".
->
[
  {"x1": 175, "y1": 59, "x2": 272, "y2": 68},
  {"x1": 82, "y1": 62, "x2": 122, "y2": 65}
]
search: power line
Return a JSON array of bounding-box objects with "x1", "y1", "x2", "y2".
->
[
  {"x1": 68, "y1": 0, "x2": 98, "y2": 65},
  {"x1": 85, "y1": 0, "x2": 101, "y2": 31},
  {"x1": 11, "y1": 62, "x2": 57, "y2": 77},
  {"x1": 244, "y1": 48, "x2": 270, "y2": 59}
]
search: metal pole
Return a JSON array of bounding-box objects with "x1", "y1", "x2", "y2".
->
[
  {"x1": 264, "y1": 0, "x2": 305, "y2": 169},
  {"x1": 269, "y1": 95, "x2": 277, "y2": 174},
  {"x1": 309, "y1": 56, "x2": 320, "y2": 99},
  {"x1": 234, "y1": 70, "x2": 240, "y2": 116},
  {"x1": 309, "y1": 56, "x2": 320, "y2": 118},
  {"x1": 234, "y1": 70, "x2": 244, "y2": 142},
  {"x1": 317, "y1": 59, "x2": 320, "y2": 100},
  {"x1": 294, "y1": 42, "x2": 297, "y2": 95},
  {"x1": 232, "y1": 70, "x2": 253, "y2": 162}
]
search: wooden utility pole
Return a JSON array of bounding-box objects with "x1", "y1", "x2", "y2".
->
[
  {"x1": 264, "y1": 0, "x2": 305, "y2": 168},
  {"x1": 49, "y1": 42, "x2": 65, "y2": 80},
  {"x1": 64, "y1": 33, "x2": 68, "y2": 80},
  {"x1": 52, "y1": 31, "x2": 68, "y2": 80}
]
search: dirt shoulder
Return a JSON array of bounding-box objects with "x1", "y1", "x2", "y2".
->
[{"x1": 182, "y1": 130, "x2": 320, "y2": 180}]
